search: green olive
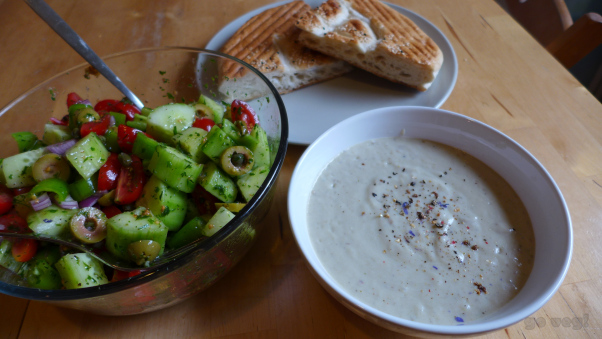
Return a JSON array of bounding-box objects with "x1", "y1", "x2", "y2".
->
[
  {"x1": 192, "y1": 103, "x2": 214, "y2": 120},
  {"x1": 69, "y1": 207, "x2": 108, "y2": 244},
  {"x1": 127, "y1": 240, "x2": 161, "y2": 265},
  {"x1": 220, "y1": 146, "x2": 254, "y2": 176},
  {"x1": 76, "y1": 107, "x2": 100, "y2": 125},
  {"x1": 32, "y1": 153, "x2": 71, "y2": 182}
]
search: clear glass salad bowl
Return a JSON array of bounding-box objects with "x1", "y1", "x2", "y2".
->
[{"x1": 0, "y1": 47, "x2": 288, "y2": 315}]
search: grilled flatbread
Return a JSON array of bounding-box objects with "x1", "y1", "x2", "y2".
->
[
  {"x1": 219, "y1": 0, "x2": 353, "y2": 97},
  {"x1": 295, "y1": 0, "x2": 443, "y2": 91}
]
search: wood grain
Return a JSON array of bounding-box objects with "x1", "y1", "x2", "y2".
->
[{"x1": 0, "y1": 0, "x2": 601, "y2": 338}]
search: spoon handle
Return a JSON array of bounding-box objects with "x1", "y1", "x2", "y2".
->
[{"x1": 23, "y1": 0, "x2": 144, "y2": 109}]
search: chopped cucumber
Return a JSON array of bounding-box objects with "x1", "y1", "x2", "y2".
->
[
  {"x1": 0, "y1": 240, "x2": 24, "y2": 274},
  {"x1": 105, "y1": 207, "x2": 169, "y2": 262},
  {"x1": 172, "y1": 127, "x2": 209, "y2": 164},
  {"x1": 199, "y1": 161, "x2": 238, "y2": 203},
  {"x1": 148, "y1": 145, "x2": 203, "y2": 193},
  {"x1": 201, "y1": 126, "x2": 237, "y2": 163},
  {"x1": 236, "y1": 165, "x2": 269, "y2": 202},
  {"x1": 65, "y1": 132, "x2": 109, "y2": 179},
  {"x1": 27, "y1": 205, "x2": 78, "y2": 237},
  {"x1": 42, "y1": 124, "x2": 72, "y2": 145},
  {"x1": 103, "y1": 126, "x2": 121, "y2": 153},
  {"x1": 136, "y1": 175, "x2": 187, "y2": 231},
  {"x1": 198, "y1": 94, "x2": 225, "y2": 124},
  {"x1": 55, "y1": 253, "x2": 109, "y2": 289},
  {"x1": 220, "y1": 118, "x2": 242, "y2": 143},
  {"x1": 167, "y1": 216, "x2": 207, "y2": 249},
  {"x1": 132, "y1": 133, "x2": 160, "y2": 160},
  {"x1": 249, "y1": 125, "x2": 270, "y2": 168},
  {"x1": 22, "y1": 247, "x2": 62, "y2": 290},
  {"x1": 205, "y1": 206, "x2": 235, "y2": 237},
  {"x1": 1, "y1": 147, "x2": 46, "y2": 188},
  {"x1": 146, "y1": 103, "x2": 195, "y2": 144}
]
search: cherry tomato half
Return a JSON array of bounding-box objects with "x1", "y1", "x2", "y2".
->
[
  {"x1": 117, "y1": 125, "x2": 150, "y2": 153},
  {"x1": 12, "y1": 238, "x2": 38, "y2": 262},
  {"x1": 192, "y1": 117, "x2": 215, "y2": 132},
  {"x1": 114, "y1": 155, "x2": 145, "y2": 205},
  {"x1": 230, "y1": 100, "x2": 258, "y2": 130},
  {"x1": 49, "y1": 117, "x2": 69, "y2": 126},
  {"x1": 94, "y1": 99, "x2": 121, "y2": 115},
  {"x1": 111, "y1": 269, "x2": 142, "y2": 282},
  {"x1": 97, "y1": 153, "x2": 122, "y2": 191},
  {"x1": 192, "y1": 186, "x2": 218, "y2": 215},
  {"x1": 0, "y1": 185, "x2": 14, "y2": 215},
  {"x1": 80, "y1": 114, "x2": 112, "y2": 138},
  {"x1": 101, "y1": 205, "x2": 122, "y2": 219},
  {"x1": 67, "y1": 92, "x2": 83, "y2": 108},
  {"x1": 115, "y1": 102, "x2": 141, "y2": 121},
  {"x1": 0, "y1": 214, "x2": 29, "y2": 233}
]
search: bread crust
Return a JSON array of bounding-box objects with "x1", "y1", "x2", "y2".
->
[{"x1": 295, "y1": 0, "x2": 444, "y2": 91}]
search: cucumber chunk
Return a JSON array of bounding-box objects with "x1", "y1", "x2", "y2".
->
[
  {"x1": 146, "y1": 103, "x2": 195, "y2": 144},
  {"x1": 220, "y1": 118, "x2": 242, "y2": 143},
  {"x1": 132, "y1": 133, "x2": 160, "y2": 160},
  {"x1": 0, "y1": 240, "x2": 24, "y2": 274},
  {"x1": 105, "y1": 207, "x2": 169, "y2": 262},
  {"x1": 167, "y1": 216, "x2": 207, "y2": 249},
  {"x1": 215, "y1": 202, "x2": 246, "y2": 213},
  {"x1": 22, "y1": 247, "x2": 62, "y2": 290},
  {"x1": 55, "y1": 253, "x2": 109, "y2": 289},
  {"x1": 201, "y1": 126, "x2": 237, "y2": 163},
  {"x1": 249, "y1": 125, "x2": 270, "y2": 169},
  {"x1": 147, "y1": 145, "x2": 203, "y2": 193},
  {"x1": 136, "y1": 175, "x2": 187, "y2": 231},
  {"x1": 43, "y1": 124, "x2": 72, "y2": 145},
  {"x1": 2, "y1": 147, "x2": 46, "y2": 188},
  {"x1": 173, "y1": 127, "x2": 209, "y2": 164},
  {"x1": 27, "y1": 205, "x2": 78, "y2": 237},
  {"x1": 236, "y1": 165, "x2": 269, "y2": 202},
  {"x1": 65, "y1": 132, "x2": 109, "y2": 179},
  {"x1": 198, "y1": 94, "x2": 225, "y2": 124},
  {"x1": 199, "y1": 161, "x2": 238, "y2": 203},
  {"x1": 205, "y1": 206, "x2": 235, "y2": 237}
]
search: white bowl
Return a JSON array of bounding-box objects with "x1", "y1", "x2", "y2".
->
[{"x1": 287, "y1": 106, "x2": 572, "y2": 337}]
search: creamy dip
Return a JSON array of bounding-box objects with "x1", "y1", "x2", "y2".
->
[{"x1": 307, "y1": 137, "x2": 535, "y2": 325}]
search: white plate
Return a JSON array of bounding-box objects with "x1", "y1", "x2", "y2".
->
[{"x1": 206, "y1": 0, "x2": 458, "y2": 145}]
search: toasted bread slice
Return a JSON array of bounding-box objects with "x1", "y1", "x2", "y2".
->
[
  {"x1": 295, "y1": 0, "x2": 443, "y2": 91},
  {"x1": 219, "y1": 0, "x2": 353, "y2": 97}
]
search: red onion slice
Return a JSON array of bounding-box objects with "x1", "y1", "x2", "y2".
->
[
  {"x1": 57, "y1": 195, "x2": 79, "y2": 210},
  {"x1": 30, "y1": 193, "x2": 52, "y2": 211},
  {"x1": 46, "y1": 139, "x2": 77, "y2": 156},
  {"x1": 79, "y1": 190, "x2": 108, "y2": 208}
]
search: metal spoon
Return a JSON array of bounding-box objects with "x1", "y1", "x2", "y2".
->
[
  {"x1": 2, "y1": 231, "x2": 202, "y2": 272},
  {"x1": 23, "y1": 0, "x2": 144, "y2": 109}
]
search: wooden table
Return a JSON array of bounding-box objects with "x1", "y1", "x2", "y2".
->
[{"x1": 0, "y1": 0, "x2": 601, "y2": 337}]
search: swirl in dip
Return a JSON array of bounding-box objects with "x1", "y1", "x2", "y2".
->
[{"x1": 307, "y1": 137, "x2": 535, "y2": 325}]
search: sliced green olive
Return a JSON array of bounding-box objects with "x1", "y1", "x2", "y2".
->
[
  {"x1": 220, "y1": 146, "x2": 254, "y2": 176},
  {"x1": 192, "y1": 103, "x2": 215, "y2": 120},
  {"x1": 32, "y1": 153, "x2": 71, "y2": 182},
  {"x1": 127, "y1": 240, "x2": 161, "y2": 266},
  {"x1": 70, "y1": 207, "x2": 108, "y2": 244},
  {"x1": 76, "y1": 107, "x2": 100, "y2": 125}
]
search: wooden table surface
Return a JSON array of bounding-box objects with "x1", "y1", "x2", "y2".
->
[{"x1": 1, "y1": 0, "x2": 601, "y2": 338}]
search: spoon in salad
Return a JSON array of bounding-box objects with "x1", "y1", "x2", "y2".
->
[
  {"x1": 23, "y1": 0, "x2": 144, "y2": 109},
  {"x1": 1, "y1": 231, "x2": 203, "y2": 272}
]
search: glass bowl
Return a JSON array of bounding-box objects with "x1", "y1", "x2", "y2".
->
[{"x1": 0, "y1": 47, "x2": 288, "y2": 315}]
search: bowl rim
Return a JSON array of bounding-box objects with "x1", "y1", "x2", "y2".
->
[
  {"x1": 287, "y1": 105, "x2": 572, "y2": 335},
  {"x1": 0, "y1": 46, "x2": 289, "y2": 300}
]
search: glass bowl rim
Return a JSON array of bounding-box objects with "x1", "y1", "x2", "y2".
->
[{"x1": 0, "y1": 46, "x2": 289, "y2": 300}]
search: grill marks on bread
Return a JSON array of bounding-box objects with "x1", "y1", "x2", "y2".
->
[{"x1": 295, "y1": 0, "x2": 443, "y2": 91}]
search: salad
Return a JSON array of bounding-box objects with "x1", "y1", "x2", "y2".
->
[{"x1": 0, "y1": 92, "x2": 271, "y2": 289}]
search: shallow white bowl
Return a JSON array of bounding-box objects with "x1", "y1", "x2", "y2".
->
[{"x1": 287, "y1": 106, "x2": 572, "y2": 337}]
